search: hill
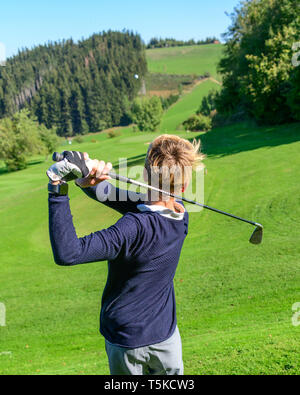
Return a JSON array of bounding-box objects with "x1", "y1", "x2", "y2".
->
[
  {"x1": 160, "y1": 79, "x2": 221, "y2": 132},
  {"x1": 0, "y1": 31, "x2": 147, "y2": 136},
  {"x1": 146, "y1": 44, "x2": 224, "y2": 81}
]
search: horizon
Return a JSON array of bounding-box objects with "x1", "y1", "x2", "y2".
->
[
  {"x1": 3, "y1": 30, "x2": 223, "y2": 61},
  {"x1": 0, "y1": 0, "x2": 238, "y2": 59}
]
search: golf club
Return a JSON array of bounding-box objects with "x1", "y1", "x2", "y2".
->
[{"x1": 52, "y1": 152, "x2": 264, "y2": 245}]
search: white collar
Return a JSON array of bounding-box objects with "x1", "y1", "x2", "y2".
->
[{"x1": 137, "y1": 204, "x2": 185, "y2": 221}]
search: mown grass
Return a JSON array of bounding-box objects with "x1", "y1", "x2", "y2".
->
[
  {"x1": 161, "y1": 79, "x2": 221, "y2": 132},
  {"x1": 145, "y1": 73, "x2": 195, "y2": 93},
  {"x1": 146, "y1": 44, "x2": 224, "y2": 81},
  {"x1": 1, "y1": 115, "x2": 300, "y2": 374}
]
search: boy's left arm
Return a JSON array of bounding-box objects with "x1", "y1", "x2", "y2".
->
[
  {"x1": 49, "y1": 193, "x2": 139, "y2": 266},
  {"x1": 47, "y1": 155, "x2": 140, "y2": 265}
]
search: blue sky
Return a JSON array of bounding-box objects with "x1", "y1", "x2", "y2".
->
[{"x1": 0, "y1": 0, "x2": 238, "y2": 58}]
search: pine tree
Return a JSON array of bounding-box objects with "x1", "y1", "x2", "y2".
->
[{"x1": 0, "y1": 30, "x2": 148, "y2": 136}]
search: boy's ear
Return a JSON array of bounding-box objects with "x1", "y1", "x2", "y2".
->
[{"x1": 182, "y1": 182, "x2": 189, "y2": 193}]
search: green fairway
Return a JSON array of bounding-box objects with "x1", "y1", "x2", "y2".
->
[
  {"x1": 161, "y1": 79, "x2": 221, "y2": 132},
  {"x1": 1, "y1": 117, "x2": 300, "y2": 374},
  {"x1": 147, "y1": 44, "x2": 224, "y2": 81}
]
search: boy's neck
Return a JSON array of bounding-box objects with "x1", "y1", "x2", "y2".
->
[{"x1": 146, "y1": 194, "x2": 184, "y2": 214}]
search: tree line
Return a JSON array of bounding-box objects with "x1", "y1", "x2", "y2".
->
[
  {"x1": 0, "y1": 93, "x2": 179, "y2": 171},
  {"x1": 147, "y1": 37, "x2": 220, "y2": 49},
  {"x1": 0, "y1": 31, "x2": 147, "y2": 137},
  {"x1": 185, "y1": 0, "x2": 300, "y2": 131}
]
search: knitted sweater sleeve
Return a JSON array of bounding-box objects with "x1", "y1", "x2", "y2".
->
[{"x1": 48, "y1": 194, "x2": 139, "y2": 266}]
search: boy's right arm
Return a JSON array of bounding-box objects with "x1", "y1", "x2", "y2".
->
[{"x1": 75, "y1": 157, "x2": 146, "y2": 215}]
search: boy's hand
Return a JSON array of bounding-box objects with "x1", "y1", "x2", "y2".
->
[
  {"x1": 76, "y1": 158, "x2": 113, "y2": 188},
  {"x1": 47, "y1": 151, "x2": 90, "y2": 182}
]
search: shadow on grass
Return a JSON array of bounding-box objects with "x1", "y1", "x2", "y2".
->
[
  {"x1": 112, "y1": 122, "x2": 300, "y2": 169},
  {"x1": 195, "y1": 122, "x2": 300, "y2": 158},
  {"x1": 0, "y1": 167, "x2": 8, "y2": 175},
  {"x1": 2, "y1": 122, "x2": 298, "y2": 177},
  {"x1": 114, "y1": 154, "x2": 146, "y2": 169},
  {"x1": 0, "y1": 158, "x2": 46, "y2": 176},
  {"x1": 27, "y1": 159, "x2": 45, "y2": 167}
]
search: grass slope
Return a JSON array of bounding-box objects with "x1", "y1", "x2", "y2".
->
[
  {"x1": 161, "y1": 79, "x2": 221, "y2": 132},
  {"x1": 146, "y1": 44, "x2": 224, "y2": 81},
  {"x1": 0, "y1": 119, "x2": 300, "y2": 375}
]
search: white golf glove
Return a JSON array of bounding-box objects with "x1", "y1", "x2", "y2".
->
[{"x1": 47, "y1": 151, "x2": 92, "y2": 182}]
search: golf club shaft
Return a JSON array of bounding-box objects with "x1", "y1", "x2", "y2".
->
[
  {"x1": 108, "y1": 172, "x2": 262, "y2": 229},
  {"x1": 52, "y1": 152, "x2": 262, "y2": 229}
]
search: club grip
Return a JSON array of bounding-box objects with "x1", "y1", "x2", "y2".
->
[{"x1": 52, "y1": 152, "x2": 64, "y2": 162}]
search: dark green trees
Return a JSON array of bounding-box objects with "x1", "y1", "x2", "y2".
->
[
  {"x1": 0, "y1": 31, "x2": 147, "y2": 136},
  {"x1": 130, "y1": 96, "x2": 163, "y2": 132},
  {"x1": 216, "y1": 0, "x2": 300, "y2": 125},
  {"x1": 0, "y1": 109, "x2": 59, "y2": 171}
]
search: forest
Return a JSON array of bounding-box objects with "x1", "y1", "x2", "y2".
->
[
  {"x1": 214, "y1": 0, "x2": 300, "y2": 124},
  {"x1": 0, "y1": 31, "x2": 147, "y2": 137}
]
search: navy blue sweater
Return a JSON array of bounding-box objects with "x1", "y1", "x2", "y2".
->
[{"x1": 48, "y1": 182, "x2": 189, "y2": 348}]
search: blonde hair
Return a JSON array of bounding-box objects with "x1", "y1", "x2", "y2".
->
[{"x1": 145, "y1": 134, "x2": 205, "y2": 195}]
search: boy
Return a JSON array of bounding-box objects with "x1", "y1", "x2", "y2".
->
[{"x1": 48, "y1": 135, "x2": 203, "y2": 375}]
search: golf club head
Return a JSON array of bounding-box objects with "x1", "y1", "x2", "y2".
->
[{"x1": 249, "y1": 225, "x2": 263, "y2": 245}]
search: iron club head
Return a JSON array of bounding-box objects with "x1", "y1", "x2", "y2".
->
[
  {"x1": 249, "y1": 225, "x2": 263, "y2": 245},
  {"x1": 52, "y1": 150, "x2": 264, "y2": 245}
]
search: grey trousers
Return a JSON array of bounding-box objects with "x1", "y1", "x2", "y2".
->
[{"x1": 105, "y1": 327, "x2": 184, "y2": 375}]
